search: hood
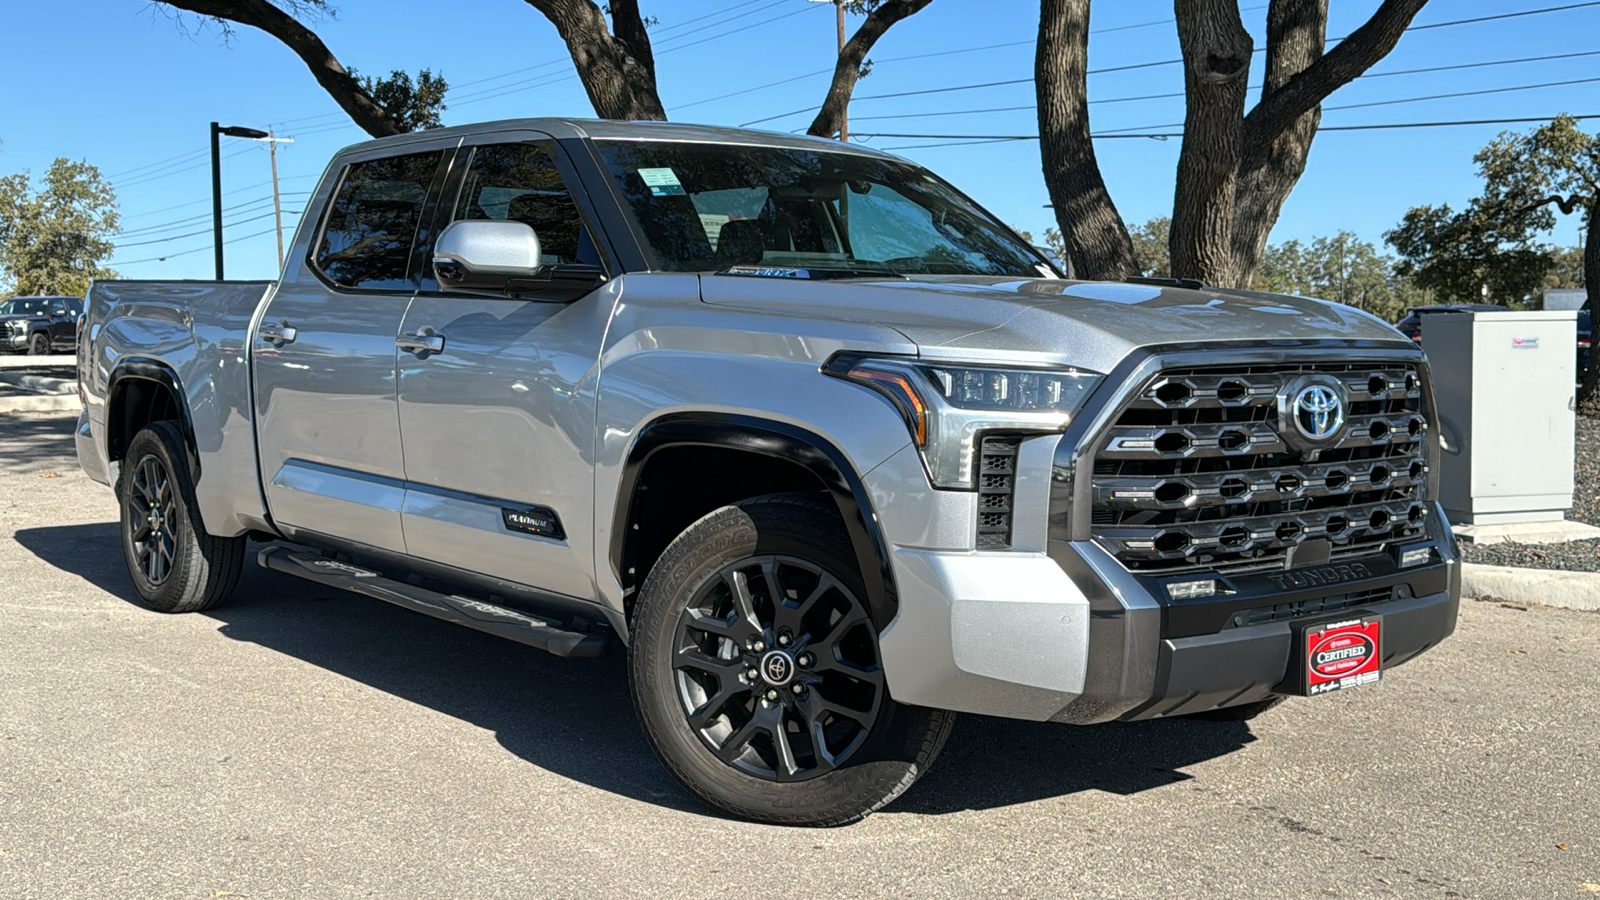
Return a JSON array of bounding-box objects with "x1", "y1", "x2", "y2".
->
[
  {"x1": 698, "y1": 275, "x2": 1411, "y2": 373},
  {"x1": 0, "y1": 313, "x2": 41, "y2": 324}
]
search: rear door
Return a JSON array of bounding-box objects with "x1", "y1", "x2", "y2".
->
[
  {"x1": 393, "y1": 132, "x2": 615, "y2": 600},
  {"x1": 253, "y1": 141, "x2": 454, "y2": 553}
]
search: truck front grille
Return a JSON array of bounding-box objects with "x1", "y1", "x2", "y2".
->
[{"x1": 1090, "y1": 362, "x2": 1429, "y2": 575}]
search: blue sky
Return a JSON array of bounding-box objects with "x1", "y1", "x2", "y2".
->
[{"x1": 1, "y1": 0, "x2": 1595, "y2": 281}]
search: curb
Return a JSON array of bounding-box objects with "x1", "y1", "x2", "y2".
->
[
  {"x1": 0, "y1": 371, "x2": 75, "y2": 394},
  {"x1": 1462, "y1": 563, "x2": 1600, "y2": 612},
  {"x1": 1, "y1": 393, "x2": 80, "y2": 413},
  {"x1": 0, "y1": 354, "x2": 74, "y2": 369}
]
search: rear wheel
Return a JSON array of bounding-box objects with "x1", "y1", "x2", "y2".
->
[
  {"x1": 630, "y1": 493, "x2": 954, "y2": 826},
  {"x1": 27, "y1": 332, "x2": 48, "y2": 355},
  {"x1": 117, "y1": 420, "x2": 246, "y2": 613}
]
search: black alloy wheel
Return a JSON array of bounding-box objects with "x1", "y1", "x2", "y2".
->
[
  {"x1": 630, "y1": 493, "x2": 955, "y2": 826},
  {"x1": 673, "y1": 554, "x2": 884, "y2": 783},
  {"x1": 28, "y1": 332, "x2": 48, "y2": 355},
  {"x1": 126, "y1": 455, "x2": 179, "y2": 585}
]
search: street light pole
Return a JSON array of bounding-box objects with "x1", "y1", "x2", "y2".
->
[{"x1": 210, "y1": 122, "x2": 270, "y2": 280}]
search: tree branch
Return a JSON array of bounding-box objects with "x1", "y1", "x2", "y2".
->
[
  {"x1": 807, "y1": 0, "x2": 933, "y2": 138},
  {"x1": 1241, "y1": 0, "x2": 1427, "y2": 157},
  {"x1": 520, "y1": 0, "x2": 665, "y2": 120},
  {"x1": 159, "y1": 0, "x2": 403, "y2": 137}
]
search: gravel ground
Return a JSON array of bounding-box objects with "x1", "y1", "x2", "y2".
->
[
  {"x1": 3, "y1": 410, "x2": 1599, "y2": 899},
  {"x1": 1459, "y1": 414, "x2": 1600, "y2": 572}
]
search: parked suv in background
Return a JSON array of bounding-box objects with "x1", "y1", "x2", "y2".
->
[
  {"x1": 0, "y1": 295, "x2": 82, "y2": 355},
  {"x1": 77, "y1": 119, "x2": 1460, "y2": 825}
]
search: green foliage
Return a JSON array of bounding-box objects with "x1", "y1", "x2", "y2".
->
[
  {"x1": 0, "y1": 158, "x2": 119, "y2": 297},
  {"x1": 1546, "y1": 245, "x2": 1586, "y2": 289},
  {"x1": 1385, "y1": 115, "x2": 1600, "y2": 306},
  {"x1": 1129, "y1": 217, "x2": 1170, "y2": 278},
  {"x1": 1260, "y1": 231, "x2": 1421, "y2": 321},
  {"x1": 352, "y1": 68, "x2": 449, "y2": 132}
]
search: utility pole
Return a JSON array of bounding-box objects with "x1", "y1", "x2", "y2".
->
[
  {"x1": 834, "y1": 0, "x2": 849, "y2": 142},
  {"x1": 269, "y1": 128, "x2": 285, "y2": 269}
]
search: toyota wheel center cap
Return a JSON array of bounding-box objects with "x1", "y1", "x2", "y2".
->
[{"x1": 759, "y1": 650, "x2": 795, "y2": 686}]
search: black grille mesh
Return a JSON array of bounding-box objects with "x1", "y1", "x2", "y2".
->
[
  {"x1": 1091, "y1": 362, "x2": 1429, "y2": 574},
  {"x1": 975, "y1": 435, "x2": 1020, "y2": 549}
]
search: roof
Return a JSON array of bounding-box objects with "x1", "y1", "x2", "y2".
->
[{"x1": 335, "y1": 118, "x2": 903, "y2": 161}]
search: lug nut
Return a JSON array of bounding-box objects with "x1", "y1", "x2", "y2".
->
[
  {"x1": 797, "y1": 653, "x2": 814, "y2": 667},
  {"x1": 791, "y1": 683, "x2": 806, "y2": 695},
  {"x1": 746, "y1": 668, "x2": 759, "y2": 680},
  {"x1": 777, "y1": 633, "x2": 791, "y2": 647},
  {"x1": 765, "y1": 689, "x2": 779, "y2": 702},
  {"x1": 752, "y1": 640, "x2": 765, "y2": 652}
]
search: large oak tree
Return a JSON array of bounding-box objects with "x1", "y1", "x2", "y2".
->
[{"x1": 1039, "y1": 0, "x2": 1429, "y2": 288}]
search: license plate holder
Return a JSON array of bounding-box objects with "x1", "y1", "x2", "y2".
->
[{"x1": 1291, "y1": 613, "x2": 1383, "y2": 696}]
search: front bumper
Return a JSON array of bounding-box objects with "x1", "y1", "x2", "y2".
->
[{"x1": 877, "y1": 504, "x2": 1460, "y2": 723}]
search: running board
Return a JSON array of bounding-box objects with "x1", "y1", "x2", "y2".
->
[{"x1": 257, "y1": 545, "x2": 611, "y2": 659}]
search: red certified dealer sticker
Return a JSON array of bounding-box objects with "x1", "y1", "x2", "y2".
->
[{"x1": 1304, "y1": 616, "x2": 1382, "y2": 695}]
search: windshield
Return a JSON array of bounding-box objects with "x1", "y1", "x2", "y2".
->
[
  {"x1": 0, "y1": 299, "x2": 50, "y2": 316},
  {"x1": 595, "y1": 141, "x2": 1051, "y2": 277}
]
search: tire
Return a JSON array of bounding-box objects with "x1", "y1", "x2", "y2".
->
[
  {"x1": 1183, "y1": 696, "x2": 1285, "y2": 722},
  {"x1": 27, "y1": 332, "x2": 48, "y2": 356},
  {"x1": 117, "y1": 420, "x2": 246, "y2": 613},
  {"x1": 630, "y1": 493, "x2": 955, "y2": 826}
]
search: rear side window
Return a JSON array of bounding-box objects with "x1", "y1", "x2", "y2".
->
[{"x1": 313, "y1": 150, "x2": 443, "y2": 290}]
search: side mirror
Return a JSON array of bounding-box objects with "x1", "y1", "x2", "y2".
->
[
  {"x1": 52, "y1": 307, "x2": 67, "y2": 317},
  {"x1": 433, "y1": 219, "x2": 603, "y2": 301},
  {"x1": 433, "y1": 220, "x2": 544, "y2": 292}
]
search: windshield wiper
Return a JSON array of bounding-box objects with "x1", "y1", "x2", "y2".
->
[{"x1": 715, "y1": 264, "x2": 907, "y2": 281}]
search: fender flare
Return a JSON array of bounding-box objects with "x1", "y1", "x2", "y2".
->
[
  {"x1": 106, "y1": 357, "x2": 201, "y2": 482},
  {"x1": 611, "y1": 413, "x2": 899, "y2": 630}
]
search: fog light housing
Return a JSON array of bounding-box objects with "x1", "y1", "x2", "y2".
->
[
  {"x1": 1399, "y1": 546, "x2": 1434, "y2": 568},
  {"x1": 1166, "y1": 579, "x2": 1217, "y2": 601}
]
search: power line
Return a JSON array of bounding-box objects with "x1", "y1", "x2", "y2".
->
[
  {"x1": 865, "y1": 113, "x2": 1600, "y2": 148},
  {"x1": 114, "y1": 208, "x2": 302, "y2": 248},
  {"x1": 118, "y1": 174, "x2": 319, "y2": 221},
  {"x1": 1363, "y1": 48, "x2": 1600, "y2": 78},
  {"x1": 108, "y1": 148, "x2": 209, "y2": 180},
  {"x1": 115, "y1": 192, "x2": 312, "y2": 238},
  {"x1": 1326, "y1": 75, "x2": 1600, "y2": 111},
  {"x1": 652, "y1": 0, "x2": 793, "y2": 49},
  {"x1": 115, "y1": 144, "x2": 258, "y2": 190},
  {"x1": 1409, "y1": 1, "x2": 1600, "y2": 29},
  {"x1": 111, "y1": 225, "x2": 291, "y2": 267}
]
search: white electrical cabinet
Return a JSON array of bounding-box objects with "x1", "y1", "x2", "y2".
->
[{"x1": 1423, "y1": 310, "x2": 1577, "y2": 525}]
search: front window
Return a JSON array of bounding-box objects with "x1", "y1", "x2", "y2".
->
[
  {"x1": 595, "y1": 141, "x2": 1049, "y2": 277},
  {"x1": 0, "y1": 299, "x2": 50, "y2": 316}
]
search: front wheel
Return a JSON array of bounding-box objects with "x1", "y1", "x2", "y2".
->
[
  {"x1": 117, "y1": 420, "x2": 246, "y2": 613},
  {"x1": 630, "y1": 494, "x2": 954, "y2": 826},
  {"x1": 27, "y1": 332, "x2": 48, "y2": 355}
]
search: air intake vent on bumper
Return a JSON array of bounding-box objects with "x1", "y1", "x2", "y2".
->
[{"x1": 976, "y1": 434, "x2": 1021, "y2": 549}]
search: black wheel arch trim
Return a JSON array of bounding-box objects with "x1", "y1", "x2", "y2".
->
[
  {"x1": 106, "y1": 357, "x2": 201, "y2": 483},
  {"x1": 612, "y1": 413, "x2": 899, "y2": 630}
]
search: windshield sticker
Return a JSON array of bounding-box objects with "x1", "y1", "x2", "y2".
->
[{"x1": 638, "y1": 167, "x2": 686, "y2": 197}]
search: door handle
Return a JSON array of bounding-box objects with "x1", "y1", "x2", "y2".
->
[
  {"x1": 397, "y1": 327, "x2": 446, "y2": 357},
  {"x1": 258, "y1": 319, "x2": 297, "y2": 347}
]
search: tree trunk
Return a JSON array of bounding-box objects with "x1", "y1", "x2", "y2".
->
[
  {"x1": 1036, "y1": 0, "x2": 1136, "y2": 280},
  {"x1": 1577, "y1": 200, "x2": 1600, "y2": 414},
  {"x1": 807, "y1": 0, "x2": 934, "y2": 139},
  {"x1": 160, "y1": 0, "x2": 403, "y2": 137},
  {"x1": 1227, "y1": 0, "x2": 1326, "y2": 289},
  {"x1": 522, "y1": 0, "x2": 666, "y2": 121},
  {"x1": 1169, "y1": 0, "x2": 1253, "y2": 284}
]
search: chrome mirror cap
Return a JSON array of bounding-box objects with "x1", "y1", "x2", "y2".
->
[{"x1": 433, "y1": 220, "x2": 543, "y2": 285}]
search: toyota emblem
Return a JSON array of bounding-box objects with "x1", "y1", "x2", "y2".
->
[
  {"x1": 1294, "y1": 384, "x2": 1344, "y2": 441},
  {"x1": 760, "y1": 650, "x2": 795, "y2": 686}
]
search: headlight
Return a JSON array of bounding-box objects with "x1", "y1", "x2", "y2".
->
[{"x1": 825, "y1": 355, "x2": 1102, "y2": 489}]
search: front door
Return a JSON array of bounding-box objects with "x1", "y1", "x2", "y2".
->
[
  {"x1": 254, "y1": 146, "x2": 450, "y2": 554},
  {"x1": 395, "y1": 135, "x2": 615, "y2": 601}
]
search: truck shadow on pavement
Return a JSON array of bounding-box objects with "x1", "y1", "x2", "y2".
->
[{"x1": 17, "y1": 522, "x2": 1257, "y2": 821}]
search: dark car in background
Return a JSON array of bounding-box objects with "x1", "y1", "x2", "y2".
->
[{"x1": 0, "y1": 296, "x2": 82, "y2": 355}]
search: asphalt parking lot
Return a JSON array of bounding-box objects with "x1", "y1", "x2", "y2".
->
[{"x1": 1, "y1": 410, "x2": 1596, "y2": 899}]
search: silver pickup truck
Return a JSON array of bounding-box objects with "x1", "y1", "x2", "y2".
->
[{"x1": 77, "y1": 119, "x2": 1459, "y2": 825}]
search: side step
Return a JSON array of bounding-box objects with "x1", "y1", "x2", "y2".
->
[{"x1": 257, "y1": 545, "x2": 612, "y2": 659}]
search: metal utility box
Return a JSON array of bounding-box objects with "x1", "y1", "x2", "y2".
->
[{"x1": 1423, "y1": 310, "x2": 1577, "y2": 525}]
